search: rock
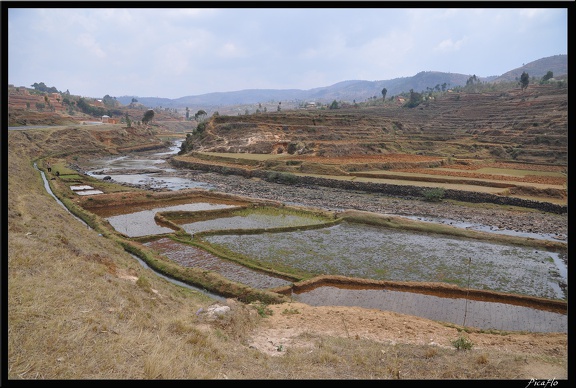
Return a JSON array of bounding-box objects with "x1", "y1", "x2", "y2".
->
[{"x1": 198, "y1": 304, "x2": 231, "y2": 320}]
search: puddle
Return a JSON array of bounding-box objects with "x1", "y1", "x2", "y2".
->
[
  {"x1": 292, "y1": 286, "x2": 566, "y2": 333},
  {"x1": 204, "y1": 221, "x2": 566, "y2": 300},
  {"x1": 143, "y1": 237, "x2": 292, "y2": 290}
]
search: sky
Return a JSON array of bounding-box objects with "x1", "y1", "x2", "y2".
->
[{"x1": 7, "y1": 6, "x2": 568, "y2": 99}]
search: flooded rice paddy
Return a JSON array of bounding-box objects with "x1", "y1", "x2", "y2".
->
[
  {"x1": 103, "y1": 203, "x2": 238, "y2": 237},
  {"x1": 292, "y1": 286, "x2": 566, "y2": 333},
  {"x1": 403, "y1": 215, "x2": 566, "y2": 243},
  {"x1": 143, "y1": 237, "x2": 292, "y2": 290},
  {"x1": 204, "y1": 222, "x2": 565, "y2": 300},
  {"x1": 177, "y1": 209, "x2": 327, "y2": 235}
]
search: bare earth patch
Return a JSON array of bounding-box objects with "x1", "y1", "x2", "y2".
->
[{"x1": 247, "y1": 302, "x2": 567, "y2": 378}]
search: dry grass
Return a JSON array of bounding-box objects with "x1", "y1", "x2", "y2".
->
[{"x1": 7, "y1": 129, "x2": 567, "y2": 379}]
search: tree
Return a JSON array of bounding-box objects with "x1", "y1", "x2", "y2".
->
[
  {"x1": 142, "y1": 109, "x2": 155, "y2": 125},
  {"x1": 466, "y1": 75, "x2": 480, "y2": 86},
  {"x1": 194, "y1": 109, "x2": 207, "y2": 123},
  {"x1": 381, "y1": 88, "x2": 387, "y2": 100},
  {"x1": 31, "y1": 82, "x2": 59, "y2": 93},
  {"x1": 403, "y1": 89, "x2": 423, "y2": 108},
  {"x1": 519, "y1": 71, "x2": 529, "y2": 90},
  {"x1": 185, "y1": 107, "x2": 190, "y2": 120},
  {"x1": 329, "y1": 100, "x2": 339, "y2": 110},
  {"x1": 541, "y1": 71, "x2": 554, "y2": 83},
  {"x1": 125, "y1": 113, "x2": 132, "y2": 128},
  {"x1": 102, "y1": 95, "x2": 117, "y2": 107}
]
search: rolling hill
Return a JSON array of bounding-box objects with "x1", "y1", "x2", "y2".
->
[{"x1": 116, "y1": 54, "x2": 567, "y2": 108}]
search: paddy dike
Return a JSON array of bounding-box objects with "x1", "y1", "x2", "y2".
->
[{"x1": 69, "y1": 184, "x2": 566, "y2": 333}]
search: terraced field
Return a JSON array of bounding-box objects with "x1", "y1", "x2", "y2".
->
[{"x1": 178, "y1": 84, "x2": 567, "y2": 206}]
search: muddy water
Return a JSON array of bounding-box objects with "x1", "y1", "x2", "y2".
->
[
  {"x1": 205, "y1": 222, "x2": 566, "y2": 300},
  {"x1": 292, "y1": 286, "x2": 566, "y2": 333},
  {"x1": 403, "y1": 215, "x2": 566, "y2": 243}
]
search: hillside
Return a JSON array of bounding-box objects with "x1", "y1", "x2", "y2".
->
[
  {"x1": 7, "y1": 87, "x2": 186, "y2": 128},
  {"x1": 181, "y1": 83, "x2": 568, "y2": 167}
]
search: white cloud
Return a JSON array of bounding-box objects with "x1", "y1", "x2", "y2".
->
[
  {"x1": 7, "y1": 7, "x2": 568, "y2": 98},
  {"x1": 218, "y1": 42, "x2": 246, "y2": 59},
  {"x1": 518, "y1": 9, "x2": 545, "y2": 19},
  {"x1": 76, "y1": 33, "x2": 107, "y2": 59},
  {"x1": 434, "y1": 37, "x2": 467, "y2": 52}
]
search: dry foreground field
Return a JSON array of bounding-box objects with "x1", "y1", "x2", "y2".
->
[{"x1": 7, "y1": 85, "x2": 568, "y2": 380}]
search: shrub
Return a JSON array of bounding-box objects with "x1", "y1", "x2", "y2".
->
[
  {"x1": 266, "y1": 171, "x2": 298, "y2": 185},
  {"x1": 451, "y1": 335, "x2": 474, "y2": 350},
  {"x1": 422, "y1": 187, "x2": 445, "y2": 202}
]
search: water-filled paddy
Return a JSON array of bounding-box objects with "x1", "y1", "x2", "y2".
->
[
  {"x1": 105, "y1": 203, "x2": 237, "y2": 237},
  {"x1": 85, "y1": 143, "x2": 215, "y2": 191},
  {"x1": 143, "y1": 237, "x2": 292, "y2": 289},
  {"x1": 204, "y1": 221, "x2": 565, "y2": 300},
  {"x1": 178, "y1": 209, "x2": 327, "y2": 235},
  {"x1": 292, "y1": 286, "x2": 566, "y2": 333}
]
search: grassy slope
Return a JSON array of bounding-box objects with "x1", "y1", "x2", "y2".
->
[{"x1": 7, "y1": 128, "x2": 567, "y2": 379}]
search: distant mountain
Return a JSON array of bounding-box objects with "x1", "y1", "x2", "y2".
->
[
  {"x1": 492, "y1": 54, "x2": 567, "y2": 83},
  {"x1": 116, "y1": 54, "x2": 567, "y2": 109}
]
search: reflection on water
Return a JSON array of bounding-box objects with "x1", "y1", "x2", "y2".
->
[
  {"x1": 293, "y1": 286, "x2": 566, "y2": 333},
  {"x1": 105, "y1": 203, "x2": 237, "y2": 237}
]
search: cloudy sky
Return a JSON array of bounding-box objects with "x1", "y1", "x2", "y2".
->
[{"x1": 7, "y1": 6, "x2": 568, "y2": 99}]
